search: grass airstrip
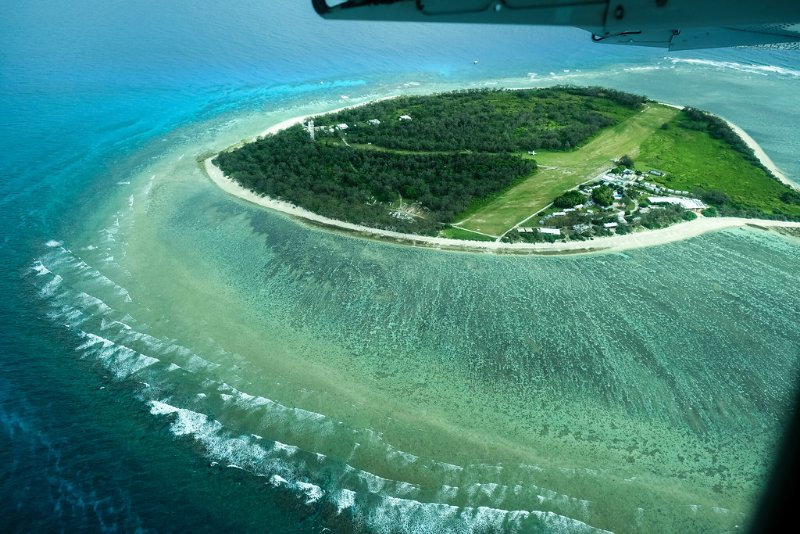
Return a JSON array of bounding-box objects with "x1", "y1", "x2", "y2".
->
[{"x1": 450, "y1": 104, "x2": 679, "y2": 238}]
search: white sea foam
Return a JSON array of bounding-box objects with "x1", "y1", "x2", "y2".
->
[
  {"x1": 670, "y1": 57, "x2": 800, "y2": 78},
  {"x1": 345, "y1": 465, "x2": 420, "y2": 498},
  {"x1": 39, "y1": 275, "x2": 63, "y2": 297},
  {"x1": 269, "y1": 474, "x2": 288, "y2": 486},
  {"x1": 296, "y1": 481, "x2": 324, "y2": 504},
  {"x1": 216, "y1": 383, "x2": 333, "y2": 436},
  {"x1": 31, "y1": 261, "x2": 51, "y2": 276},
  {"x1": 149, "y1": 400, "x2": 223, "y2": 436},
  {"x1": 386, "y1": 447, "x2": 419, "y2": 466},
  {"x1": 39, "y1": 248, "x2": 133, "y2": 303},
  {"x1": 272, "y1": 441, "x2": 300, "y2": 456},
  {"x1": 45, "y1": 240, "x2": 63, "y2": 248},
  {"x1": 100, "y1": 318, "x2": 131, "y2": 331},
  {"x1": 436, "y1": 485, "x2": 459, "y2": 501},
  {"x1": 623, "y1": 66, "x2": 662, "y2": 72},
  {"x1": 76, "y1": 331, "x2": 159, "y2": 379},
  {"x1": 78, "y1": 292, "x2": 112, "y2": 316},
  {"x1": 336, "y1": 488, "x2": 357, "y2": 514},
  {"x1": 365, "y1": 495, "x2": 597, "y2": 534},
  {"x1": 48, "y1": 305, "x2": 86, "y2": 326},
  {"x1": 368, "y1": 494, "x2": 609, "y2": 534}
]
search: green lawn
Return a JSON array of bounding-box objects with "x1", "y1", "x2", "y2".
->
[
  {"x1": 635, "y1": 118, "x2": 800, "y2": 217},
  {"x1": 455, "y1": 104, "x2": 679, "y2": 236},
  {"x1": 439, "y1": 226, "x2": 498, "y2": 241}
]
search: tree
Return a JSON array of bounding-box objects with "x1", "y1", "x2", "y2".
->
[
  {"x1": 701, "y1": 190, "x2": 730, "y2": 206},
  {"x1": 618, "y1": 154, "x2": 634, "y2": 168},
  {"x1": 781, "y1": 190, "x2": 800, "y2": 205},
  {"x1": 592, "y1": 185, "x2": 614, "y2": 207},
  {"x1": 553, "y1": 190, "x2": 585, "y2": 208}
]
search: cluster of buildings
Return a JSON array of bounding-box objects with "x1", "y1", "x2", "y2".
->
[{"x1": 518, "y1": 167, "x2": 707, "y2": 239}]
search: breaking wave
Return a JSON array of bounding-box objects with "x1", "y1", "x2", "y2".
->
[{"x1": 25, "y1": 239, "x2": 612, "y2": 533}]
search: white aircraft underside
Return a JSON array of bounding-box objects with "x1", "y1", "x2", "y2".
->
[{"x1": 313, "y1": 0, "x2": 800, "y2": 50}]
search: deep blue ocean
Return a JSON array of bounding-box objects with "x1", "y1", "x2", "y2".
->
[{"x1": 2, "y1": 1, "x2": 799, "y2": 532}]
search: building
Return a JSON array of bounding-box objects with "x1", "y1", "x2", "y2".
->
[
  {"x1": 306, "y1": 120, "x2": 315, "y2": 141},
  {"x1": 648, "y1": 170, "x2": 665, "y2": 176},
  {"x1": 604, "y1": 222, "x2": 619, "y2": 229},
  {"x1": 539, "y1": 228, "x2": 561, "y2": 236},
  {"x1": 399, "y1": 115, "x2": 412, "y2": 121},
  {"x1": 368, "y1": 119, "x2": 381, "y2": 126},
  {"x1": 648, "y1": 196, "x2": 707, "y2": 211},
  {"x1": 336, "y1": 123, "x2": 349, "y2": 130}
]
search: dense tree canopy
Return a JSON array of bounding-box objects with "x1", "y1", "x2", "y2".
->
[
  {"x1": 592, "y1": 185, "x2": 614, "y2": 207},
  {"x1": 313, "y1": 86, "x2": 646, "y2": 153},
  {"x1": 215, "y1": 126, "x2": 534, "y2": 234},
  {"x1": 553, "y1": 190, "x2": 586, "y2": 208},
  {"x1": 214, "y1": 87, "x2": 651, "y2": 235}
]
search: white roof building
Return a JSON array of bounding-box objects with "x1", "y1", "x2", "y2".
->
[
  {"x1": 648, "y1": 196, "x2": 706, "y2": 210},
  {"x1": 539, "y1": 228, "x2": 562, "y2": 235},
  {"x1": 399, "y1": 115, "x2": 412, "y2": 121},
  {"x1": 604, "y1": 222, "x2": 619, "y2": 229},
  {"x1": 368, "y1": 119, "x2": 381, "y2": 125},
  {"x1": 336, "y1": 123, "x2": 349, "y2": 130}
]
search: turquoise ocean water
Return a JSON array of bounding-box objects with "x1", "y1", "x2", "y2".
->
[{"x1": 2, "y1": 1, "x2": 799, "y2": 531}]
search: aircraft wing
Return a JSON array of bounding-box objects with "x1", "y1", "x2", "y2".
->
[{"x1": 312, "y1": 0, "x2": 800, "y2": 50}]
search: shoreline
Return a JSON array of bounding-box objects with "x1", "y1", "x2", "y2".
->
[{"x1": 203, "y1": 97, "x2": 800, "y2": 256}]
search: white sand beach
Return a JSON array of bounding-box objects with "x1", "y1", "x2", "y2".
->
[{"x1": 204, "y1": 100, "x2": 800, "y2": 255}]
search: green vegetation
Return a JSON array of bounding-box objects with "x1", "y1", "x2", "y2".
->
[
  {"x1": 315, "y1": 87, "x2": 646, "y2": 153},
  {"x1": 639, "y1": 204, "x2": 692, "y2": 229},
  {"x1": 213, "y1": 87, "x2": 798, "y2": 241},
  {"x1": 636, "y1": 108, "x2": 800, "y2": 219},
  {"x1": 439, "y1": 227, "x2": 496, "y2": 242},
  {"x1": 592, "y1": 185, "x2": 614, "y2": 207},
  {"x1": 618, "y1": 154, "x2": 635, "y2": 168},
  {"x1": 781, "y1": 189, "x2": 800, "y2": 205},
  {"x1": 514, "y1": 230, "x2": 560, "y2": 243},
  {"x1": 215, "y1": 126, "x2": 533, "y2": 235},
  {"x1": 215, "y1": 87, "x2": 647, "y2": 235},
  {"x1": 553, "y1": 190, "x2": 586, "y2": 208},
  {"x1": 456, "y1": 104, "x2": 678, "y2": 236}
]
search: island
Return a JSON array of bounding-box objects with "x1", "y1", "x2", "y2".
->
[{"x1": 208, "y1": 87, "x2": 800, "y2": 252}]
